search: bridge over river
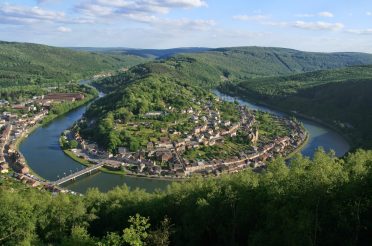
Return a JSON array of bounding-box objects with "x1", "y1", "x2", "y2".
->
[{"x1": 53, "y1": 163, "x2": 103, "y2": 186}]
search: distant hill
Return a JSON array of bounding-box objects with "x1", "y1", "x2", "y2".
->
[
  {"x1": 220, "y1": 65, "x2": 372, "y2": 148},
  {"x1": 69, "y1": 47, "x2": 211, "y2": 58},
  {"x1": 0, "y1": 41, "x2": 147, "y2": 87},
  {"x1": 186, "y1": 47, "x2": 372, "y2": 80},
  {"x1": 93, "y1": 47, "x2": 372, "y2": 91}
]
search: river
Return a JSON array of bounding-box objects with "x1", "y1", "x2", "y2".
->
[{"x1": 19, "y1": 90, "x2": 350, "y2": 193}]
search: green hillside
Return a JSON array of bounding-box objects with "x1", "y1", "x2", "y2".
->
[
  {"x1": 187, "y1": 47, "x2": 372, "y2": 80},
  {"x1": 93, "y1": 47, "x2": 372, "y2": 92},
  {"x1": 0, "y1": 41, "x2": 147, "y2": 87},
  {"x1": 220, "y1": 65, "x2": 372, "y2": 148},
  {"x1": 91, "y1": 56, "x2": 223, "y2": 91}
]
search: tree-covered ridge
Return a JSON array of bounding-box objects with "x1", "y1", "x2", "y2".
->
[
  {"x1": 0, "y1": 41, "x2": 147, "y2": 87},
  {"x1": 92, "y1": 46, "x2": 372, "y2": 93},
  {"x1": 82, "y1": 72, "x2": 211, "y2": 152},
  {"x1": 220, "y1": 65, "x2": 372, "y2": 148},
  {"x1": 187, "y1": 47, "x2": 372, "y2": 80},
  {"x1": 92, "y1": 56, "x2": 223, "y2": 92},
  {"x1": 231, "y1": 65, "x2": 372, "y2": 95},
  {"x1": 0, "y1": 148, "x2": 371, "y2": 245}
]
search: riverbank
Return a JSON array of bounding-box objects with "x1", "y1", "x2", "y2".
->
[
  {"x1": 217, "y1": 87, "x2": 352, "y2": 153},
  {"x1": 13, "y1": 124, "x2": 44, "y2": 180},
  {"x1": 60, "y1": 135, "x2": 185, "y2": 180},
  {"x1": 284, "y1": 132, "x2": 309, "y2": 160},
  {"x1": 15, "y1": 91, "x2": 98, "y2": 181},
  {"x1": 60, "y1": 143, "x2": 185, "y2": 181}
]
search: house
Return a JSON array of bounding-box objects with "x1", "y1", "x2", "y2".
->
[
  {"x1": 118, "y1": 147, "x2": 128, "y2": 155},
  {"x1": 144, "y1": 111, "x2": 163, "y2": 117},
  {"x1": 156, "y1": 151, "x2": 173, "y2": 162},
  {"x1": 19, "y1": 166, "x2": 30, "y2": 174},
  {"x1": 12, "y1": 105, "x2": 30, "y2": 111},
  {"x1": 175, "y1": 169, "x2": 186, "y2": 177},
  {"x1": 187, "y1": 108, "x2": 194, "y2": 114},
  {"x1": 44, "y1": 93, "x2": 84, "y2": 102},
  {"x1": 147, "y1": 142, "x2": 154, "y2": 151},
  {"x1": 223, "y1": 120, "x2": 231, "y2": 127},
  {"x1": 27, "y1": 179, "x2": 40, "y2": 187},
  {"x1": 0, "y1": 163, "x2": 9, "y2": 173}
]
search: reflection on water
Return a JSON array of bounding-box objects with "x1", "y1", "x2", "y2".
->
[{"x1": 63, "y1": 172, "x2": 170, "y2": 193}]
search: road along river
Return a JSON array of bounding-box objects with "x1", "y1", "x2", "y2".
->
[{"x1": 19, "y1": 90, "x2": 350, "y2": 193}]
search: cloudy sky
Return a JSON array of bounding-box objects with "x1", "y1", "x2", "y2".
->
[{"x1": 1, "y1": 0, "x2": 372, "y2": 52}]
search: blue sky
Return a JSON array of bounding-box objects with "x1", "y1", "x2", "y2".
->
[{"x1": 1, "y1": 0, "x2": 372, "y2": 52}]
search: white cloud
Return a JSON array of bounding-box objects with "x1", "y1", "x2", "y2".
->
[
  {"x1": 296, "y1": 14, "x2": 314, "y2": 18},
  {"x1": 0, "y1": 3, "x2": 65, "y2": 24},
  {"x1": 74, "y1": 0, "x2": 211, "y2": 28},
  {"x1": 233, "y1": 14, "x2": 288, "y2": 27},
  {"x1": 161, "y1": 0, "x2": 207, "y2": 8},
  {"x1": 57, "y1": 26, "x2": 71, "y2": 32},
  {"x1": 0, "y1": 3, "x2": 96, "y2": 26},
  {"x1": 37, "y1": 0, "x2": 61, "y2": 4},
  {"x1": 367, "y1": 12, "x2": 372, "y2": 16},
  {"x1": 263, "y1": 21, "x2": 288, "y2": 27},
  {"x1": 318, "y1": 11, "x2": 334, "y2": 18},
  {"x1": 293, "y1": 21, "x2": 344, "y2": 31},
  {"x1": 233, "y1": 13, "x2": 344, "y2": 32},
  {"x1": 158, "y1": 18, "x2": 216, "y2": 31},
  {"x1": 233, "y1": 15, "x2": 268, "y2": 21},
  {"x1": 296, "y1": 11, "x2": 334, "y2": 18},
  {"x1": 347, "y1": 29, "x2": 372, "y2": 35},
  {"x1": 76, "y1": 0, "x2": 207, "y2": 18}
]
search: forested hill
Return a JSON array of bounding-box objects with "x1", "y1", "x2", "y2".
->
[
  {"x1": 0, "y1": 41, "x2": 147, "y2": 87},
  {"x1": 186, "y1": 47, "x2": 372, "y2": 80},
  {"x1": 219, "y1": 65, "x2": 372, "y2": 148},
  {"x1": 92, "y1": 47, "x2": 372, "y2": 92}
]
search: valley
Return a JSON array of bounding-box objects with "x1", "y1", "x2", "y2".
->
[{"x1": 0, "y1": 41, "x2": 371, "y2": 245}]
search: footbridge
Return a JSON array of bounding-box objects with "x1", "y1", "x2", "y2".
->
[{"x1": 53, "y1": 163, "x2": 103, "y2": 186}]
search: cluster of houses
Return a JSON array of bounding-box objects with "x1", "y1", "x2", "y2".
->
[
  {"x1": 9, "y1": 92, "x2": 85, "y2": 113},
  {"x1": 71, "y1": 99, "x2": 307, "y2": 179},
  {"x1": 0, "y1": 92, "x2": 85, "y2": 191}
]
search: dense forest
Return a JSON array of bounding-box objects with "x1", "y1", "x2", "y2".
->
[
  {"x1": 1, "y1": 149, "x2": 371, "y2": 245},
  {"x1": 187, "y1": 47, "x2": 372, "y2": 80},
  {"x1": 0, "y1": 41, "x2": 147, "y2": 87},
  {"x1": 219, "y1": 65, "x2": 372, "y2": 148}
]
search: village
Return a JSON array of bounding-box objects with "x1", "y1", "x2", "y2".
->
[
  {"x1": 0, "y1": 92, "x2": 85, "y2": 192},
  {"x1": 68, "y1": 97, "x2": 307, "y2": 179},
  {"x1": 0, "y1": 88, "x2": 307, "y2": 192}
]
